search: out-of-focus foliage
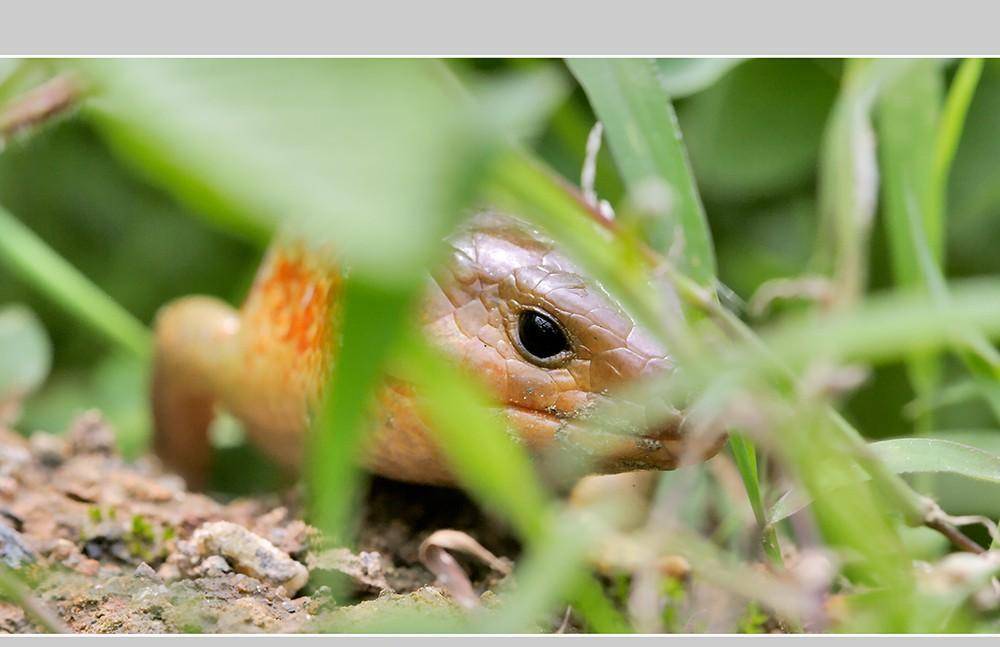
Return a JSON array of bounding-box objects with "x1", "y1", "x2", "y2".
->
[
  {"x1": 72, "y1": 59, "x2": 501, "y2": 284},
  {"x1": 678, "y1": 59, "x2": 839, "y2": 203},
  {"x1": 655, "y1": 58, "x2": 744, "y2": 99},
  {"x1": 950, "y1": 59, "x2": 1000, "y2": 276},
  {"x1": 0, "y1": 122, "x2": 257, "y2": 455},
  {"x1": 0, "y1": 304, "x2": 50, "y2": 410}
]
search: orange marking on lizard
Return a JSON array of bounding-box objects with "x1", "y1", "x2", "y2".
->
[{"x1": 251, "y1": 246, "x2": 334, "y2": 355}]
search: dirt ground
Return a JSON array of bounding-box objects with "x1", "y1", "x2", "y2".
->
[{"x1": 0, "y1": 411, "x2": 527, "y2": 633}]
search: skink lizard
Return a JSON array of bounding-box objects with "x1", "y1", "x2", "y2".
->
[{"x1": 152, "y1": 212, "x2": 719, "y2": 488}]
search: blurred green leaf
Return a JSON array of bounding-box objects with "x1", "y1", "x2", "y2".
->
[
  {"x1": 469, "y1": 63, "x2": 571, "y2": 143},
  {"x1": 877, "y1": 60, "x2": 944, "y2": 425},
  {"x1": 930, "y1": 429, "x2": 1000, "y2": 455},
  {"x1": 678, "y1": 59, "x2": 838, "y2": 202},
  {"x1": 872, "y1": 437, "x2": 1000, "y2": 483},
  {"x1": 0, "y1": 60, "x2": 24, "y2": 106},
  {"x1": 933, "y1": 59, "x2": 1000, "y2": 421},
  {"x1": 0, "y1": 304, "x2": 51, "y2": 407},
  {"x1": 0, "y1": 60, "x2": 50, "y2": 106},
  {"x1": 816, "y1": 59, "x2": 915, "y2": 307},
  {"x1": 70, "y1": 59, "x2": 499, "y2": 281},
  {"x1": 654, "y1": 58, "x2": 742, "y2": 98},
  {"x1": 0, "y1": 564, "x2": 68, "y2": 633},
  {"x1": 948, "y1": 59, "x2": 1000, "y2": 268},
  {"x1": 0, "y1": 60, "x2": 19, "y2": 85},
  {"x1": 567, "y1": 58, "x2": 716, "y2": 284},
  {"x1": 772, "y1": 437, "x2": 1000, "y2": 522},
  {"x1": 753, "y1": 280, "x2": 1000, "y2": 378},
  {"x1": 924, "y1": 430, "x2": 1000, "y2": 519},
  {"x1": 933, "y1": 58, "x2": 983, "y2": 238},
  {"x1": 609, "y1": 279, "x2": 1000, "y2": 415},
  {"x1": 878, "y1": 61, "x2": 943, "y2": 287},
  {"x1": 877, "y1": 60, "x2": 999, "y2": 425},
  {"x1": 0, "y1": 121, "x2": 259, "y2": 368}
]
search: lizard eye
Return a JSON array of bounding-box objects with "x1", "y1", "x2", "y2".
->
[{"x1": 516, "y1": 309, "x2": 572, "y2": 365}]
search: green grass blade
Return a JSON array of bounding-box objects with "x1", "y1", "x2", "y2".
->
[
  {"x1": 0, "y1": 204, "x2": 150, "y2": 358},
  {"x1": 933, "y1": 58, "x2": 984, "y2": 235},
  {"x1": 307, "y1": 279, "x2": 417, "y2": 542},
  {"x1": 567, "y1": 58, "x2": 716, "y2": 286},
  {"x1": 566, "y1": 574, "x2": 633, "y2": 634},
  {"x1": 729, "y1": 433, "x2": 782, "y2": 565}
]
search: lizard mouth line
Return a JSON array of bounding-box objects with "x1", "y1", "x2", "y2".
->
[{"x1": 501, "y1": 401, "x2": 682, "y2": 446}]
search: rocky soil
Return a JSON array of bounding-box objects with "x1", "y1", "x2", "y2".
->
[{"x1": 0, "y1": 411, "x2": 522, "y2": 633}]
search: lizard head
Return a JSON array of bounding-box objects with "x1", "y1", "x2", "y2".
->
[{"x1": 421, "y1": 212, "x2": 723, "y2": 477}]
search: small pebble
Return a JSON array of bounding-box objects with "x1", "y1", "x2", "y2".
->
[
  {"x1": 0, "y1": 523, "x2": 35, "y2": 568},
  {"x1": 75, "y1": 557, "x2": 100, "y2": 576},
  {"x1": 29, "y1": 433, "x2": 66, "y2": 467},
  {"x1": 157, "y1": 563, "x2": 181, "y2": 582},
  {"x1": 135, "y1": 561, "x2": 160, "y2": 581},
  {"x1": 47, "y1": 538, "x2": 78, "y2": 562},
  {"x1": 657, "y1": 554, "x2": 691, "y2": 580},
  {"x1": 0, "y1": 443, "x2": 31, "y2": 476},
  {"x1": 83, "y1": 541, "x2": 104, "y2": 560},
  {"x1": 200, "y1": 554, "x2": 232, "y2": 576},
  {"x1": 192, "y1": 521, "x2": 309, "y2": 595},
  {"x1": 0, "y1": 477, "x2": 18, "y2": 497},
  {"x1": 66, "y1": 411, "x2": 116, "y2": 456}
]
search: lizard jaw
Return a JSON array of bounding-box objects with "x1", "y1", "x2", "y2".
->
[{"x1": 502, "y1": 401, "x2": 724, "y2": 475}]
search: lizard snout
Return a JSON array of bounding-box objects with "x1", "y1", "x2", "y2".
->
[{"x1": 555, "y1": 357, "x2": 725, "y2": 475}]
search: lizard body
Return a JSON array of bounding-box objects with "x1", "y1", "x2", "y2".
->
[{"x1": 152, "y1": 212, "x2": 717, "y2": 488}]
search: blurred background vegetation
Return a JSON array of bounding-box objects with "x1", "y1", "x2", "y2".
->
[{"x1": 1, "y1": 58, "x2": 1000, "y2": 633}]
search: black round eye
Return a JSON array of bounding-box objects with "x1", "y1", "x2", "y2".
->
[{"x1": 517, "y1": 309, "x2": 571, "y2": 362}]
